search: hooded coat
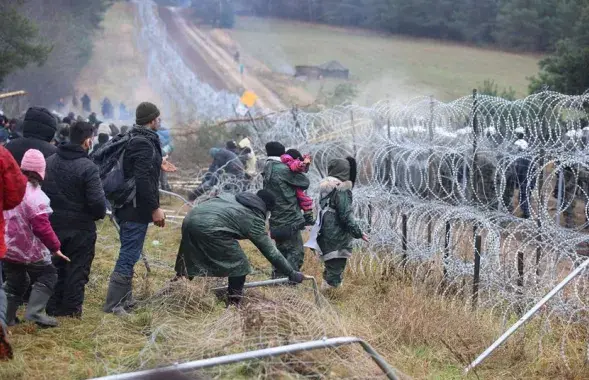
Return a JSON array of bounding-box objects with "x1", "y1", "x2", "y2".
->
[
  {"x1": 238, "y1": 137, "x2": 257, "y2": 176},
  {"x1": 174, "y1": 192, "x2": 294, "y2": 278},
  {"x1": 0, "y1": 146, "x2": 27, "y2": 258},
  {"x1": 207, "y1": 148, "x2": 245, "y2": 178},
  {"x1": 5, "y1": 107, "x2": 57, "y2": 164},
  {"x1": 43, "y1": 143, "x2": 107, "y2": 232},
  {"x1": 263, "y1": 158, "x2": 310, "y2": 229},
  {"x1": 317, "y1": 158, "x2": 363, "y2": 261}
]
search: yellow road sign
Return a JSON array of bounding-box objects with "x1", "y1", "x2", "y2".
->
[{"x1": 240, "y1": 90, "x2": 258, "y2": 108}]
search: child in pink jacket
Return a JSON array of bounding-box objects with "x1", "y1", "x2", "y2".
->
[
  {"x1": 281, "y1": 149, "x2": 314, "y2": 225},
  {"x1": 2, "y1": 149, "x2": 69, "y2": 328}
]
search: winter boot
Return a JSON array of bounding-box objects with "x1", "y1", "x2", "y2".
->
[
  {"x1": 4, "y1": 293, "x2": 22, "y2": 326},
  {"x1": 103, "y1": 272, "x2": 133, "y2": 314},
  {"x1": 24, "y1": 284, "x2": 58, "y2": 328}
]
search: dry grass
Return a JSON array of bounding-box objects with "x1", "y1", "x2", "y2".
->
[
  {"x1": 2, "y1": 208, "x2": 588, "y2": 379},
  {"x1": 227, "y1": 17, "x2": 541, "y2": 104}
]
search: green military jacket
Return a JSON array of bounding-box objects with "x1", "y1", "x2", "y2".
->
[
  {"x1": 262, "y1": 158, "x2": 310, "y2": 228},
  {"x1": 316, "y1": 177, "x2": 363, "y2": 261},
  {"x1": 175, "y1": 193, "x2": 294, "y2": 278}
]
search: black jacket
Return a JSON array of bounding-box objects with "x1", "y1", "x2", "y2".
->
[
  {"x1": 43, "y1": 144, "x2": 107, "y2": 232},
  {"x1": 115, "y1": 126, "x2": 162, "y2": 224},
  {"x1": 5, "y1": 120, "x2": 57, "y2": 164}
]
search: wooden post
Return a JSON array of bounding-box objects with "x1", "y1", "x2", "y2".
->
[
  {"x1": 387, "y1": 114, "x2": 393, "y2": 188},
  {"x1": 350, "y1": 110, "x2": 357, "y2": 158},
  {"x1": 443, "y1": 221, "x2": 451, "y2": 278},
  {"x1": 472, "y1": 234, "x2": 482, "y2": 308},
  {"x1": 427, "y1": 96, "x2": 435, "y2": 246},
  {"x1": 535, "y1": 148, "x2": 545, "y2": 276},
  {"x1": 367, "y1": 203, "x2": 373, "y2": 234},
  {"x1": 471, "y1": 89, "x2": 481, "y2": 309},
  {"x1": 517, "y1": 250, "x2": 524, "y2": 289},
  {"x1": 402, "y1": 214, "x2": 408, "y2": 262}
]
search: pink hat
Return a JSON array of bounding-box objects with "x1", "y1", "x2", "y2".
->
[{"x1": 21, "y1": 149, "x2": 46, "y2": 180}]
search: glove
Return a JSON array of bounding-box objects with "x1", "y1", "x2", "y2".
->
[
  {"x1": 303, "y1": 211, "x2": 315, "y2": 226},
  {"x1": 289, "y1": 271, "x2": 305, "y2": 284}
]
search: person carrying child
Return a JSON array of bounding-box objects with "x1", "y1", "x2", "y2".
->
[
  {"x1": 2, "y1": 149, "x2": 69, "y2": 328},
  {"x1": 280, "y1": 149, "x2": 314, "y2": 226}
]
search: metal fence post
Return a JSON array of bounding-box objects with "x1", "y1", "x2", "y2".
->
[{"x1": 465, "y1": 258, "x2": 589, "y2": 373}]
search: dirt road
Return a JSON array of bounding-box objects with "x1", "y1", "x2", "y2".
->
[{"x1": 158, "y1": 7, "x2": 286, "y2": 111}]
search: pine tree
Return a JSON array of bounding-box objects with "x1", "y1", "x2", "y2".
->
[{"x1": 0, "y1": 1, "x2": 52, "y2": 85}]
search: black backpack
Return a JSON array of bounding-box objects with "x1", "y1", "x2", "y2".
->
[{"x1": 91, "y1": 133, "x2": 150, "y2": 208}]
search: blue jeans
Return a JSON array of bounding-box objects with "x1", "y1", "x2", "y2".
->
[{"x1": 114, "y1": 222, "x2": 149, "y2": 277}]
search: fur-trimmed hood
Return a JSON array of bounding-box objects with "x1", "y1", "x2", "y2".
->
[{"x1": 319, "y1": 176, "x2": 353, "y2": 198}]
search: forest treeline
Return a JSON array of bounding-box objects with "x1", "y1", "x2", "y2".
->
[{"x1": 239, "y1": 0, "x2": 588, "y2": 53}]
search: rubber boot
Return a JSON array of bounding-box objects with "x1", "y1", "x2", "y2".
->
[
  {"x1": 4, "y1": 293, "x2": 21, "y2": 326},
  {"x1": 321, "y1": 280, "x2": 336, "y2": 291},
  {"x1": 103, "y1": 272, "x2": 133, "y2": 315},
  {"x1": 24, "y1": 284, "x2": 58, "y2": 328},
  {"x1": 226, "y1": 287, "x2": 243, "y2": 307}
]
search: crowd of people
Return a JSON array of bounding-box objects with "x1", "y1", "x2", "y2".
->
[{"x1": 0, "y1": 100, "x2": 370, "y2": 362}]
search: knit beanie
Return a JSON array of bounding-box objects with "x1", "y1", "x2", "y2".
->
[
  {"x1": 21, "y1": 149, "x2": 46, "y2": 180},
  {"x1": 209, "y1": 147, "x2": 220, "y2": 158},
  {"x1": 265, "y1": 141, "x2": 285, "y2": 157},
  {"x1": 97, "y1": 123, "x2": 111, "y2": 135},
  {"x1": 136, "y1": 102, "x2": 160, "y2": 125},
  {"x1": 226, "y1": 140, "x2": 238, "y2": 151}
]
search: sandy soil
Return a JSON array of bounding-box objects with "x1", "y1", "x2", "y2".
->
[
  {"x1": 158, "y1": 7, "x2": 291, "y2": 111},
  {"x1": 75, "y1": 2, "x2": 162, "y2": 117}
]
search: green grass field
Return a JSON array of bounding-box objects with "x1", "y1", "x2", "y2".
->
[{"x1": 229, "y1": 17, "x2": 541, "y2": 104}]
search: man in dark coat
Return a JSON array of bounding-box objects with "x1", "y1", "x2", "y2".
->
[
  {"x1": 103, "y1": 102, "x2": 165, "y2": 314},
  {"x1": 101, "y1": 97, "x2": 113, "y2": 119},
  {"x1": 262, "y1": 141, "x2": 310, "y2": 278},
  {"x1": 81, "y1": 94, "x2": 91, "y2": 113},
  {"x1": 174, "y1": 190, "x2": 305, "y2": 305},
  {"x1": 5, "y1": 107, "x2": 57, "y2": 164},
  {"x1": 42, "y1": 122, "x2": 107, "y2": 317},
  {"x1": 188, "y1": 147, "x2": 245, "y2": 201}
]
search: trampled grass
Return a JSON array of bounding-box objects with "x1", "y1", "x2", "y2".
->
[{"x1": 228, "y1": 17, "x2": 541, "y2": 104}]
